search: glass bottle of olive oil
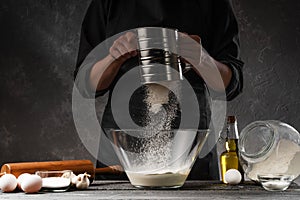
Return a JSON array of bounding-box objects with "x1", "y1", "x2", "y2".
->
[{"x1": 220, "y1": 116, "x2": 244, "y2": 183}]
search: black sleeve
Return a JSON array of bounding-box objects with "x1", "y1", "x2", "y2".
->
[
  {"x1": 210, "y1": 0, "x2": 244, "y2": 101},
  {"x1": 74, "y1": 0, "x2": 108, "y2": 98}
]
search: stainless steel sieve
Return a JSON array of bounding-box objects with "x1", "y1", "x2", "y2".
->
[{"x1": 136, "y1": 27, "x2": 184, "y2": 84}]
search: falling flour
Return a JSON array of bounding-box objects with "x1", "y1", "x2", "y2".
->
[
  {"x1": 146, "y1": 83, "x2": 169, "y2": 114},
  {"x1": 127, "y1": 81, "x2": 185, "y2": 187},
  {"x1": 142, "y1": 82, "x2": 181, "y2": 167},
  {"x1": 143, "y1": 82, "x2": 181, "y2": 131}
]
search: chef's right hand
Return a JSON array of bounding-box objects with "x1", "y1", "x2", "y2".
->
[{"x1": 109, "y1": 32, "x2": 138, "y2": 61}]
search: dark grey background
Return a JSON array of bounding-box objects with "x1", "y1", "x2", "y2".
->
[{"x1": 0, "y1": 0, "x2": 299, "y2": 169}]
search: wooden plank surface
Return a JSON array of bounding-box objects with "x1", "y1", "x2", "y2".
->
[{"x1": 0, "y1": 180, "x2": 299, "y2": 200}]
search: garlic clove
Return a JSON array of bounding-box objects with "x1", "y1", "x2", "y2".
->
[
  {"x1": 61, "y1": 171, "x2": 76, "y2": 179},
  {"x1": 71, "y1": 175, "x2": 79, "y2": 185},
  {"x1": 61, "y1": 171, "x2": 77, "y2": 186},
  {"x1": 75, "y1": 172, "x2": 91, "y2": 190}
]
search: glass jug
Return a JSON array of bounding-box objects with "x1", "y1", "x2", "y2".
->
[{"x1": 238, "y1": 120, "x2": 300, "y2": 182}]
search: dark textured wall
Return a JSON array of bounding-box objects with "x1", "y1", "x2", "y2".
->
[
  {"x1": 0, "y1": 0, "x2": 93, "y2": 164},
  {"x1": 0, "y1": 0, "x2": 299, "y2": 167},
  {"x1": 230, "y1": 0, "x2": 300, "y2": 130}
]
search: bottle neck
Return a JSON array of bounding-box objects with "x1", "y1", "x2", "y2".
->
[
  {"x1": 225, "y1": 116, "x2": 239, "y2": 151},
  {"x1": 227, "y1": 121, "x2": 239, "y2": 140}
]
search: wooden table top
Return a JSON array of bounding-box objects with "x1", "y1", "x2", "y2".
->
[{"x1": 1, "y1": 180, "x2": 299, "y2": 199}]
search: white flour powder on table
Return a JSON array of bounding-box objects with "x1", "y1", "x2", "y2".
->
[{"x1": 247, "y1": 139, "x2": 300, "y2": 181}]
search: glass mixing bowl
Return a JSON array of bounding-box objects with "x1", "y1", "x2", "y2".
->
[{"x1": 105, "y1": 129, "x2": 209, "y2": 188}]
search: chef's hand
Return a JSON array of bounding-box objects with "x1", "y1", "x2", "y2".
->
[
  {"x1": 189, "y1": 34, "x2": 201, "y2": 44},
  {"x1": 109, "y1": 32, "x2": 138, "y2": 61},
  {"x1": 89, "y1": 32, "x2": 138, "y2": 91},
  {"x1": 178, "y1": 32, "x2": 232, "y2": 91},
  {"x1": 178, "y1": 33, "x2": 202, "y2": 66}
]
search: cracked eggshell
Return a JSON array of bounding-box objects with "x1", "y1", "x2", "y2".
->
[{"x1": 0, "y1": 174, "x2": 17, "y2": 192}]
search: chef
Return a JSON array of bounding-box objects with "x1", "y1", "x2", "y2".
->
[{"x1": 74, "y1": 0, "x2": 243, "y2": 180}]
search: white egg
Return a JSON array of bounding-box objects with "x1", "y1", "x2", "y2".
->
[
  {"x1": 224, "y1": 169, "x2": 242, "y2": 185},
  {"x1": 0, "y1": 174, "x2": 17, "y2": 192},
  {"x1": 17, "y1": 173, "x2": 31, "y2": 190},
  {"x1": 21, "y1": 174, "x2": 42, "y2": 193}
]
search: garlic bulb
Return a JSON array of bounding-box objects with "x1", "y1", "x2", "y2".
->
[
  {"x1": 74, "y1": 172, "x2": 91, "y2": 189},
  {"x1": 61, "y1": 171, "x2": 76, "y2": 179},
  {"x1": 71, "y1": 175, "x2": 78, "y2": 186},
  {"x1": 61, "y1": 171, "x2": 76, "y2": 186}
]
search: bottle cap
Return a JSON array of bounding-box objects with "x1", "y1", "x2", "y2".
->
[{"x1": 227, "y1": 116, "x2": 236, "y2": 124}]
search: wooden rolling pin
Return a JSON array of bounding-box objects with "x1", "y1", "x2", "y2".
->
[{"x1": 0, "y1": 160, "x2": 123, "y2": 180}]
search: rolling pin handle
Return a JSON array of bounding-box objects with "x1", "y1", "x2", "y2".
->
[{"x1": 94, "y1": 165, "x2": 123, "y2": 175}]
